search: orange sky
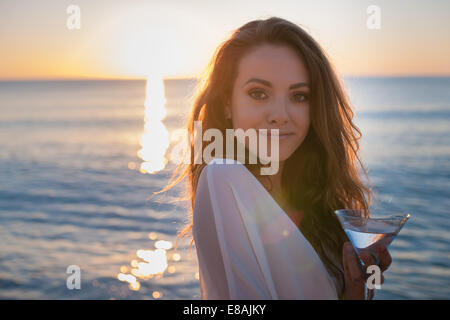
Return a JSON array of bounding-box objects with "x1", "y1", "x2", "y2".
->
[{"x1": 0, "y1": 0, "x2": 449, "y2": 80}]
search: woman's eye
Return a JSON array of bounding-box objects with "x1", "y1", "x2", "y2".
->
[
  {"x1": 248, "y1": 90, "x2": 267, "y2": 100},
  {"x1": 292, "y1": 93, "x2": 308, "y2": 103},
  {"x1": 248, "y1": 90, "x2": 308, "y2": 103}
]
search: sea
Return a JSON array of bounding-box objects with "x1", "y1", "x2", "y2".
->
[{"x1": 0, "y1": 76, "x2": 449, "y2": 299}]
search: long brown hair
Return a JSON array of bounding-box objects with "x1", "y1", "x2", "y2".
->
[{"x1": 158, "y1": 17, "x2": 373, "y2": 299}]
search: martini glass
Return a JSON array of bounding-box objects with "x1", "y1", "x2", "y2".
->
[{"x1": 334, "y1": 209, "x2": 411, "y2": 300}]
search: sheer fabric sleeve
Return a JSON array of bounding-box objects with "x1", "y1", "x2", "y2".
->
[{"x1": 193, "y1": 161, "x2": 274, "y2": 300}]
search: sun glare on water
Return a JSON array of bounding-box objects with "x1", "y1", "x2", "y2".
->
[
  {"x1": 117, "y1": 235, "x2": 191, "y2": 296},
  {"x1": 137, "y1": 77, "x2": 170, "y2": 174}
]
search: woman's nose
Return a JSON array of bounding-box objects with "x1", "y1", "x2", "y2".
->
[{"x1": 267, "y1": 98, "x2": 289, "y2": 125}]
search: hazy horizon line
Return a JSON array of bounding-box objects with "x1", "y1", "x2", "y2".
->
[{"x1": 1, "y1": 74, "x2": 450, "y2": 83}]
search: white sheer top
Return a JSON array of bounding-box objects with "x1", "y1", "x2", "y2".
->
[{"x1": 193, "y1": 158, "x2": 338, "y2": 300}]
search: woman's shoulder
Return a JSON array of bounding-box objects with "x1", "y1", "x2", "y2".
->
[
  {"x1": 201, "y1": 157, "x2": 247, "y2": 177},
  {"x1": 207, "y1": 157, "x2": 245, "y2": 166},
  {"x1": 197, "y1": 158, "x2": 258, "y2": 194},
  {"x1": 194, "y1": 158, "x2": 250, "y2": 219}
]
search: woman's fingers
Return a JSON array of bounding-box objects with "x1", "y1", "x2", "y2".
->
[
  {"x1": 344, "y1": 242, "x2": 363, "y2": 282},
  {"x1": 377, "y1": 245, "x2": 392, "y2": 272},
  {"x1": 342, "y1": 242, "x2": 365, "y2": 299},
  {"x1": 367, "y1": 288, "x2": 374, "y2": 300},
  {"x1": 343, "y1": 243, "x2": 356, "y2": 283},
  {"x1": 360, "y1": 252, "x2": 376, "y2": 268},
  {"x1": 342, "y1": 243, "x2": 390, "y2": 300}
]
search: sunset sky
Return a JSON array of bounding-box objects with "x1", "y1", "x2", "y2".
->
[{"x1": 0, "y1": 0, "x2": 449, "y2": 80}]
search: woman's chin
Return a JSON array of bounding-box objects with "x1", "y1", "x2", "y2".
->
[{"x1": 260, "y1": 149, "x2": 294, "y2": 163}]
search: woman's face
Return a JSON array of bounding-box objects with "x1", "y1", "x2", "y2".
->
[{"x1": 227, "y1": 44, "x2": 311, "y2": 163}]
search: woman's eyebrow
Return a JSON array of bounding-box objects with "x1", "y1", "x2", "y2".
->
[{"x1": 243, "y1": 77, "x2": 310, "y2": 89}]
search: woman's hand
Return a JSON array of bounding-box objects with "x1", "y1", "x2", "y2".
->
[{"x1": 342, "y1": 241, "x2": 392, "y2": 300}]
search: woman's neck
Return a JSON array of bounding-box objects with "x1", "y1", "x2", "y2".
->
[
  {"x1": 258, "y1": 160, "x2": 302, "y2": 225},
  {"x1": 263, "y1": 160, "x2": 285, "y2": 200}
]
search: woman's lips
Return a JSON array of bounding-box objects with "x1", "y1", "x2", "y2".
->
[
  {"x1": 276, "y1": 133, "x2": 294, "y2": 140},
  {"x1": 259, "y1": 130, "x2": 294, "y2": 140}
]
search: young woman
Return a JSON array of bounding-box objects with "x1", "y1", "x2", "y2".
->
[{"x1": 162, "y1": 17, "x2": 392, "y2": 299}]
